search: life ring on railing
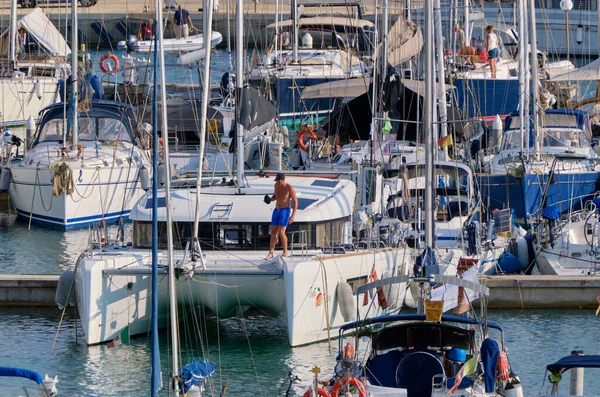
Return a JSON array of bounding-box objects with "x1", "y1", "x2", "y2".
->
[
  {"x1": 302, "y1": 387, "x2": 330, "y2": 397},
  {"x1": 297, "y1": 124, "x2": 317, "y2": 152},
  {"x1": 497, "y1": 351, "x2": 510, "y2": 381},
  {"x1": 329, "y1": 377, "x2": 366, "y2": 397},
  {"x1": 99, "y1": 53, "x2": 120, "y2": 73}
]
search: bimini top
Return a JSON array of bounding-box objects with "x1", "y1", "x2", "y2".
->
[
  {"x1": 131, "y1": 175, "x2": 356, "y2": 223},
  {"x1": 267, "y1": 16, "x2": 375, "y2": 31},
  {"x1": 504, "y1": 108, "x2": 590, "y2": 132},
  {"x1": 339, "y1": 314, "x2": 502, "y2": 333},
  {"x1": 0, "y1": 366, "x2": 43, "y2": 384},
  {"x1": 546, "y1": 355, "x2": 600, "y2": 374}
]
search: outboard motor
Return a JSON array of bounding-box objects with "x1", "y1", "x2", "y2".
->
[{"x1": 126, "y1": 35, "x2": 138, "y2": 52}]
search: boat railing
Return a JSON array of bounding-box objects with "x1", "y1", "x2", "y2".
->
[{"x1": 291, "y1": 230, "x2": 308, "y2": 258}]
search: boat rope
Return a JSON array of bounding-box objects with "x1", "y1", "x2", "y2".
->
[{"x1": 320, "y1": 257, "x2": 332, "y2": 347}]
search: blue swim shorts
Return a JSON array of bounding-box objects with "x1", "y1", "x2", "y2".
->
[
  {"x1": 488, "y1": 48, "x2": 499, "y2": 59},
  {"x1": 271, "y1": 207, "x2": 291, "y2": 227}
]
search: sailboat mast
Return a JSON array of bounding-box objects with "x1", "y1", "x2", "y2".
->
[
  {"x1": 435, "y1": 0, "x2": 448, "y2": 160},
  {"x1": 424, "y1": 0, "x2": 434, "y2": 248},
  {"x1": 518, "y1": 0, "x2": 525, "y2": 154},
  {"x1": 528, "y1": 0, "x2": 540, "y2": 161},
  {"x1": 71, "y1": 0, "x2": 79, "y2": 147},
  {"x1": 9, "y1": 0, "x2": 16, "y2": 65},
  {"x1": 235, "y1": 0, "x2": 245, "y2": 187},
  {"x1": 292, "y1": 0, "x2": 298, "y2": 64},
  {"x1": 150, "y1": 19, "x2": 161, "y2": 396},
  {"x1": 154, "y1": 0, "x2": 178, "y2": 393},
  {"x1": 194, "y1": 0, "x2": 214, "y2": 240}
]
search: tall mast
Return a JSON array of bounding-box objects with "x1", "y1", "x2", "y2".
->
[
  {"x1": 464, "y1": 0, "x2": 470, "y2": 48},
  {"x1": 235, "y1": 0, "x2": 245, "y2": 188},
  {"x1": 517, "y1": 0, "x2": 525, "y2": 154},
  {"x1": 9, "y1": 0, "x2": 16, "y2": 65},
  {"x1": 71, "y1": 0, "x2": 78, "y2": 147},
  {"x1": 529, "y1": 0, "x2": 540, "y2": 161},
  {"x1": 292, "y1": 0, "x2": 298, "y2": 64},
  {"x1": 150, "y1": 12, "x2": 161, "y2": 396},
  {"x1": 193, "y1": 0, "x2": 214, "y2": 244},
  {"x1": 424, "y1": 0, "x2": 434, "y2": 248},
  {"x1": 435, "y1": 0, "x2": 448, "y2": 160},
  {"x1": 153, "y1": 0, "x2": 177, "y2": 393}
]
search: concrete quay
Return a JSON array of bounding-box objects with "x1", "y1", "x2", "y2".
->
[{"x1": 1, "y1": 274, "x2": 599, "y2": 309}]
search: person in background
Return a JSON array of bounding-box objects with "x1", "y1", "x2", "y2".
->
[
  {"x1": 263, "y1": 173, "x2": 298, "y2": 260},
  {"x1": 486, "y1": 25, "x2": 499, "y2": 79},
  {"x1": 138, "y1": 18, "x2": 154, "y2": 41},
  {"x1": 174, "y1": 4, "x2": 195, "y2": 39}
]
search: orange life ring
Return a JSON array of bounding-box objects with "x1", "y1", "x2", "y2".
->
[
  {"x1": 302, "y1": 387, "x2": 331, "y2": 397},
  {"x1": 297, "y1": 125, "x2": 317, "y2": 152},
  {"x1": 330, "y1": 377, "x2": 366, "y2": 397},
  {"x1": 99, "y1": 53, "x2": 120, "y2": 73}
]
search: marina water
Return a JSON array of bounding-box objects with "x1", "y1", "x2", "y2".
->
[{"x1": 1, "y1": 50, "x2": 599, "y2": 396}]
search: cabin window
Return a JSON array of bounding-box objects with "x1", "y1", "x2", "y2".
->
[
  {"x1": 37, "y1": 119, "x2": 65, "y2": 142},
  {"x1": 316, "y1": 218, "x2": 346, "y2": 248},
  {"x1": 77, "y1": 117, "x2": 132, "y2": 143}
]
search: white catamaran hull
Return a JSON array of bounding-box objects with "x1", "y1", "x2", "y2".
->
[{"x1": 75, "y1": 247, "x2": 409, "y2": 346}]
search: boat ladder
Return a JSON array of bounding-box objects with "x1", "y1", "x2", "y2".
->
[
  {"x1": 291, "y1": 230, "x2": 308, "y2": 259},
  {"x1": 209, "y1": 202, "x2": 233, "y2": 220}
]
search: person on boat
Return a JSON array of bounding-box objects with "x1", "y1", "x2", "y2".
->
[
  {"x1": 457, "y1": 45, "x2": 477, "y2": 65},
  {"x1": 138, "y1": 18, "x2": 155, "y2": 41},
  {"x1": 174, "y1": 4, "x2": 195, "y2": 39},
  {"x1": 263, "y1": 173, "x2": 298, "y2": 260},
  {"x1": 486, "y1": 25, "x2": 499, "y2": 79}
]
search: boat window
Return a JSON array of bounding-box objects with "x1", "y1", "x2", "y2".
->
[
  {"x1": 37, "y1": 119, "x2": 65, "y2": 142},
  {"x1": 77, "y1": 117, "x2": 132, "y2": 143},
  {"x1": 316, "y1": 218, "x2": 346, "y2": 248},
  {"x1": 502, "y1": 130, "x2": 524, "y2": 150}
]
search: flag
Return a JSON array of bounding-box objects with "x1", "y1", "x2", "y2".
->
[
  {"x1": 596, "y1": 296, "x2": 600, "y2": 316},
  {"x1": 446, "y1": 357, "x2": 477, "y2": 395},
  {"x1": 107, "y1": 326, "x2": 130, "y2": 348},
  {"x1": 438, "y1": 134, "x2": 453, "y2": 148}
]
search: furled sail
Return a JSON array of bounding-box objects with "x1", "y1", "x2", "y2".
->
[{"x1": 377, "y1": 16, "x2": 423, "y2": 67}]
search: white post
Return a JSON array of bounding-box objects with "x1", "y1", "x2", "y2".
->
[
  {"x1": 464, "y1": 0, "x2": 471, "y2": 47},
  {"x1": 569, "y1": 350, "x2": 584, "y2": 396},
  {"x1": 292, "y1": 0, "x2": 298, "y2": 64}
]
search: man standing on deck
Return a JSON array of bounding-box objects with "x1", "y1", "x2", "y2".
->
[
  {"x1": 263, "y1": 173, "x2": 298, "y2": 260},
  {"x1": 174, "y1": 4, "x2": 195, "y2": 39}
]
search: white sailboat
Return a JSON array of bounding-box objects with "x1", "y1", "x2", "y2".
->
[
  {"x1": 0, "y1": 5, "x2": 68, "y2": 127},
  {"x1": 5, "y1": 3, "x2": 151, "y2": 229},
  {"x1": 127, "y1": 31, "x2": 223, "y2": 53}
]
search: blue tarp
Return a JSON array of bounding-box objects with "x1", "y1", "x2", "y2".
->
[
  {"x1": 480, "y1": 338, "x2": 500, "y2": 393},
  {"x1": 178, "y1": 360, "x2": 215, "y2": 394},
  {"x1": 542, "y1": 206, "x2": 560, "y2": 221},
  {"x1": 0, "y1": 366, "x2": 43, "y2": 384}
]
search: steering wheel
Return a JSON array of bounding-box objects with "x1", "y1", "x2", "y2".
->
[{"x1": 396, "y1": 351, "x2": 444, "y2": 396}]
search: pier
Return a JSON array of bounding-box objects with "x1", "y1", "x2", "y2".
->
[{"x1": 2, "y1": 274, "x2": 599, "y2": 309}]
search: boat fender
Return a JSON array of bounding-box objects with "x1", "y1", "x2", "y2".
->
[
  {"x1": 55, "y1": 268, "x2": 76, "y2": 310},
  {"x1": 280, "y1": 126, "x2": 290, "y2": 150},
  {"x1": 383, "y1": 271, "x2": 401, "y2": 310},
  {"x1": 297, "y1": 124, "x2": 317, "y2": 152},
  {"x1": 337, "y1": 282, "x2": 355, "y2": 322},
  {"x1": 0, "y1": 167, "x2": 11, "y2": 191},
  {"x1": 509, "y1": 236, "x2": 529, "y2": 270},
  {"x1": 497, "y1": 252, "x2": 522, "y2": 274},
  {"x1": 99, "y1": 53, "x2": 120, "y2": 73},
  {"x1": 302, "y1": 388, "x2": 330, "y2": 397},
  {"x1": 504, "y1": 376, "x2": 523, "y2": 397},
  {"x1": 329, "y1": 377, "x2": 366, "y2": 397},
  {"x1": 34, "y1": 80, "x2": 42, "y2": 100},
  {"x1": 344, "y1": 341, "x2": 355, "y2": 359},
  {"x1": 157, "y1": 162, "x2": 175, "y2": 185},
  {"x1": 139, "y1": 165, "x2": 151, "y2": 191}
]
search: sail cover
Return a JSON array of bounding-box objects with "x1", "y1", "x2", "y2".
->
[
  {"x1": 377, "y1": 16, "x2": 423, "y2": 67},
  {"x1": 0, "y1": 366, "x2": 43, "y2": 384},
  {"x1": 178, "y1": 360, "x2": 215, "y2": 393},
  {"x1": 0, "y1": 8, "x2": 70, "y2": 57},
  {"x1": 551, "y1": 57, "x2": 600, "y2": 81}
]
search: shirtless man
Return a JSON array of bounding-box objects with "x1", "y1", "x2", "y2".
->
[{"x1": 263, "y1": 173, "x2": 298, "y2": 260}]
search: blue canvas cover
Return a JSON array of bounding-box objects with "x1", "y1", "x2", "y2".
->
[
  {"x1": 0, "y1": 366, "x2": 43, "y2": 384},
  {"x1": 178, "y1": 360, "x2": 215, "y2": 394},
  {"x1": 542, "y1": 206, "x2": 560, "y2": 221},
  {"x1": 547, "y1": 355, "x2": 600, "y2": 374},
  {"x1": 480, "y1": 338, "x2": 500, "y2": 392}
]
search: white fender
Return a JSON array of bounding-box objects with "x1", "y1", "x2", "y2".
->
[
  {"x1": 55, "y1": 268, "x2": 76, "y2": 310},
  {"x1": 504, "y1": 376, "x2": 524, "y2": 397},
  {"x1": 336, "y1": 282, "x2": 355, "y2": 322},
  {"x1": 514, "y1": 236, "x2": 529, "y2": 270},
  {"x1": 139, "y1": 165, "x2": 150, "y2": 191}
]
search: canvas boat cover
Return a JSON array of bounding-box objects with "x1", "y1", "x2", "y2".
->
[
  {"x1": 377, "y1": 16, "x2": 423, "y2": 67},
  {"x1": 178, "y1": 360, "x2": 215, "y2": 393},
  {"x1": 551, "y1": 57, "x2": 600, "y2": 81},
  {"x1": 0, "y1": 366, "x2": 43, "y2": 384},
  {"x1": 0, "y1": 8, "x2": 70, "y2": 58}
]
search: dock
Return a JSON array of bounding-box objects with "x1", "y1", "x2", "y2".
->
[{"x1": 1, "y1": 274, "x2": 599, "y2": 309}]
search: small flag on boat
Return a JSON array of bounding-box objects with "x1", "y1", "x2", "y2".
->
[
  {"x1": 438, "y1": 134, "x2": 453, "y2": 148},
  {"x1": 107, "y1": 326, "x2": 130, "y2": 348},
  {"x1": 596, "y1": 296, "x2": 600, "y2": 316},
  {"x1": 446, "y1": 357, "x2": 477, "y2": 395}
]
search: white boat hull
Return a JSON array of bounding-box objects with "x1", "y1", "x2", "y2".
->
[
  {"x1": 0, "y1": 77, "x2": 61, "y2": 127},
  {"x1": 9, "y1": 162, "x2": 145, "y2": 229},
  {"x1": 132, "y1": 32, "x2": 223, "y2": 53},
  {"x1": 75, "y1": 247, "x2": 410, "y2": 346}
]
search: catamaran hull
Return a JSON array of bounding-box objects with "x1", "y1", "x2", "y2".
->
[
  {"x1": 8, "y1": 166, "x2": 144, "y2": 229},
  {"x1": 0, "y1": 78, "x2": 61, "y2": 127},
  {"x1": 74, "y1": 247, "x2": 409, "y2": 346}
]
